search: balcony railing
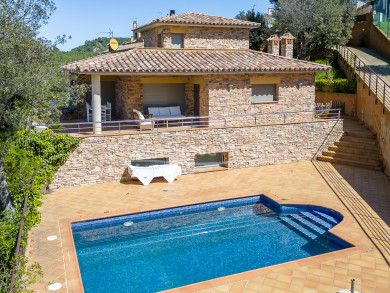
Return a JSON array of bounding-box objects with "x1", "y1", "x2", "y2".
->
[
  {"x1": 337, "y1": 45, "x2": 390, "y2": 111},
  {"x1": 34, "y1": 109, "x2": 341, "y2": 136}
]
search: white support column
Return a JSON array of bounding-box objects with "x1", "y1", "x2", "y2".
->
[{"x1": 91, "y1": 75, "x2": 101, "y2": 134}]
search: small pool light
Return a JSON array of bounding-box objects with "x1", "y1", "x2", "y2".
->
[
  {"x1": 123, "y1": 221, "x2": 134, "y2": 227},
  {"x1": 217, "y1": 207, "x2": 226, "y2": 211},
  {"x1": 48, "y1": 283, "x2": 62, "y2": 291},
  {"x1": 46, "y1": 236, "x2": 57, "y2": 241}
]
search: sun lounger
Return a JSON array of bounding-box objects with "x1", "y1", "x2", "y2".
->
[{"x1": 128, "y1": 164, "x2": 182, "y2": 185}]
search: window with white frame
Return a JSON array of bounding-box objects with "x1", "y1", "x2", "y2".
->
[{"x1": 251, "y1": 84, "x2": 277, "y2": 102}]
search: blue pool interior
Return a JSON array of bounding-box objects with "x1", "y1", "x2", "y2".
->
[{"x1": 72, "y1": 195, "x2": 352, "y2": 293}]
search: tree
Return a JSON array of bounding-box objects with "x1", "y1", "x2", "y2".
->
[
  {"x1": 273, "y1": 0, "x2": 355, "y2": 60},
  {"x1": 0, "y1": 0, "x2": 86, "y2": 133},
  {"x1": 236, "y1": 9, "x2": 272, "y2": 50}
]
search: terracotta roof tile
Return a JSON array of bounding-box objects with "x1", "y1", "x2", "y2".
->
[
  {"x1": 63, "y1": 48, "x2": 330, "y2": 74},
  {"x1": 134, "y1": 13, "x2": 260, "y2": 32}
]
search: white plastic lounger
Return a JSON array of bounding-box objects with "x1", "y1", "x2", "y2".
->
[{"x1": 128, "y1": 164, "x2": 182, "y2": 185}]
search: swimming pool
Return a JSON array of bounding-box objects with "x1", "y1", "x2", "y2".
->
[{"x1": 72, "y1": 195, "x2": 352, "y2": 293}]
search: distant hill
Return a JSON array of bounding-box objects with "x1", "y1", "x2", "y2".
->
[
  {"x1": 71, "y1": 37, "x2": 132, "y2": 53},
  {"x1": 52, "y1": 37, "x2": 132, "y2": 66}
]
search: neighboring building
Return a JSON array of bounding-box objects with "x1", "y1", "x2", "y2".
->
[{"x1": 55, "y1": 11, "x2": 336, "y2": 189}]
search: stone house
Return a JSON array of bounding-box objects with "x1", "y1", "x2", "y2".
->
[{"x1": 54, "y1": 12, "x2": 339, "y2": 188}]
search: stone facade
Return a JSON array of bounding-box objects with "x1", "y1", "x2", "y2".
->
[
  {"x1": 207, "y1": 73, "x2": 315, "y2": 124},
  {"x1": 50, "y1": 119, "x2": 343, "y2": 189},
  {"x1": 142, "y1": 26, "x2": 250, "y2": 49},
  {"x1": 112, "y1": 73, "x2": 315, "y2": 125}
]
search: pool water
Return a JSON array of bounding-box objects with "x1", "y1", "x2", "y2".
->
[{"x1": 72, "y1": 195, "x2": 351, "y2": 293}]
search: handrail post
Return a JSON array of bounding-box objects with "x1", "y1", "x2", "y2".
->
[
  {"x1": 364, "y1": 64, "x2": 366, "y2": 83},
  {"x1": 376, "y1": 77, "x2": 378, "y2": 97}
]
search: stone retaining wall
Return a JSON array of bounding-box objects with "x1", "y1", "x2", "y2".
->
[{"x1": 50, "y1": 119, "x2": 343, "y2": 189}]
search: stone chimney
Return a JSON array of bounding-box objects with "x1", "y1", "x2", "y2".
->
[
  {"x1": 132, "y1": 21, "x2": 138, "y2": 41},
  {"x1": 280, "y1": 33, "x2": 295, "y2": 58},
  {"x1": 267, "y1": 34, "x2": 280, "y2": 56}
]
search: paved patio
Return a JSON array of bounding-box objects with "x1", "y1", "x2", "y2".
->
[{"x1": 26, "y1": 161, "x2": 390, "y2": 293}]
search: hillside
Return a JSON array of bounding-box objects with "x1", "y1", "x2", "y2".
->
[
  {"x1": 52, "y1": 37, "x2": 132, "y2": 66},
  {"x1": 71, "y1": 37, "x2": 132, "y2": 53}
]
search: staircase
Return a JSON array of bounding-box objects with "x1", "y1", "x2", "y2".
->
[{"x1": 318, "y1": 131, "x2": 383, "y2": 170}]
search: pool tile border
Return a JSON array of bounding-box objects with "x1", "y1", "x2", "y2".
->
[{"x1": 59, "y1": 191, "x2": 372, "y2": 293}]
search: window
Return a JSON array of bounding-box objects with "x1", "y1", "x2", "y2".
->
[
  {"x1": 195, "y1": 153, "x2": 226, "y2": 169},
  {"x1": 171, "y1": 33, "x2": 183, "y2": 48},
  {"x1": 131, "y1": 158, "x2": 167, "y2": 167},
  {"x1": 251, "y1": 84, "x2": 277, "y2": 102}
]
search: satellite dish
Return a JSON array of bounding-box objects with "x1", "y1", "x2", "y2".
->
[{"x1": 109, "y1": 38, "x2": 119, "y2": 51}]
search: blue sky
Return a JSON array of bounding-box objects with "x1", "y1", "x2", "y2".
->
[{"x1": 39, "y1": 0, "x2": 272, "y2": 51}]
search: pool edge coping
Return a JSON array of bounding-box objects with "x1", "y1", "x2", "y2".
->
[{"x1": 59, "y1": 191, "x2": 372, "y2": 293}]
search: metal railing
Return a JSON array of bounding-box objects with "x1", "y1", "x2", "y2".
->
[
  {"x1": 35, "y1": 109, "x2": 341, "y2": 136},
  {"x1": 337, "y1": 45, "x2": 390, "y2": 111}
]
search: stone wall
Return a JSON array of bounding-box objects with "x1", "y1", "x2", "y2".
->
[
  {"x1": 50, "y1": 119, "x2": 342, "y2": 189},
  {"x1": 142, "y1": 26, "x2": 250, "y2": 49},
  {"x1": 183, "y1": 27, "x2": 249, "y2": 49},
  {"x1": 113, "y1": 72, "x2": 315, "y2": 124},
  {"x1": 315, "y1": 91, "x2": 357, "y2": 117},
  {"x1": 355, "y1": 78, "x2": 390, "y2": 174},
  {"x1": 115, "y1": 76, "x2": 143, "y2": 120},
  {"x1": 206, "y1": 73, "x2": 315, "y2": 125}
]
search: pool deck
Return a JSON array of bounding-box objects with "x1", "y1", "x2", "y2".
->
[{"x1": 26, "y1": 161, "x2": 390, "y2": 293}]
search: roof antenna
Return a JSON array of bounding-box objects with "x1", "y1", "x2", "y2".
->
[
  {"x1": 153, "y1": 11, "x2": 163, "y2": 17},
  {"x1": 98, "y1": 28, "x2": 114, "y2": 38}
]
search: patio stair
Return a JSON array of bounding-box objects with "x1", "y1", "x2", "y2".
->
[{"x1": 317, "y1": 131, "x2": 383, "y2": 170}]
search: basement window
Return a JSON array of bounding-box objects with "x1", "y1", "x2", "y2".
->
[
  {"x1": 195, "y1": 153, "x2": 226, "y2": 169},
  {"x1": 251, "y1": 84, "x2": 277, "y2": 102},
  {"x1": 131, "y1": 158, "x2": 168, "y2": 167}
]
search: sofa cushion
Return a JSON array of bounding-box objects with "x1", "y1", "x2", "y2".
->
[
  {"x1": 148, "y1": 107, "x2": 160, "y2": 117},
  {"x1": 159, "y1": 107, "x2": 171, "y2": 116},
  {"x1": 169, "y1": 106, "x2": 182, "y2": 116}
]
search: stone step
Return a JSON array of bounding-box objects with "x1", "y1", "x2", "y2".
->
[
  {"x1": 322, "y1": 150, "x2": 381, "y2": 164},
  {"x1": 317, "y1": 156, "x2": 382, "y2": 170},
  {"x1": 340, "y1": 135, "x2": 376, "y2": 145},
  {"x1": 344, "y1": 131, "x2": 376, "y2": 140},
  {"x1": 328, "y1": 146, "x2": 380, "y2": 157},
  {"x1": 334, "y1": 141, "x2": 379, "y2": 151}
]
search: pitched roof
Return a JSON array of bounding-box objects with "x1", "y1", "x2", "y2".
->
[
  {"x1": 63, "y1": 48, "x2": 330, "y2": 74},
  {"x1": 133, "y1": 13, "x2": 261, "y2": 32}
]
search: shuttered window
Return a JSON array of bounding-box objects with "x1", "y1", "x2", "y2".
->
[{"x1": 251, "y1": 84, "x2": 276, "y2": 102}]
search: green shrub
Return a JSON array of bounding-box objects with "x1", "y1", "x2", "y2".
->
[
  {"x1": 0, "y1": 130, "x2": 80, "y2": 291},
  {"x1": 315, "y1": 78, "x2": 357, "y2": 93},
  {"x1": 314, "y1": 59, "x2": 347, "y2": 81}
]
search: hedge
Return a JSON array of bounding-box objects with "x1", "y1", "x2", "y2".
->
[{"x1": 315, "y1": 78, "x2": 357, "y2": 93}]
